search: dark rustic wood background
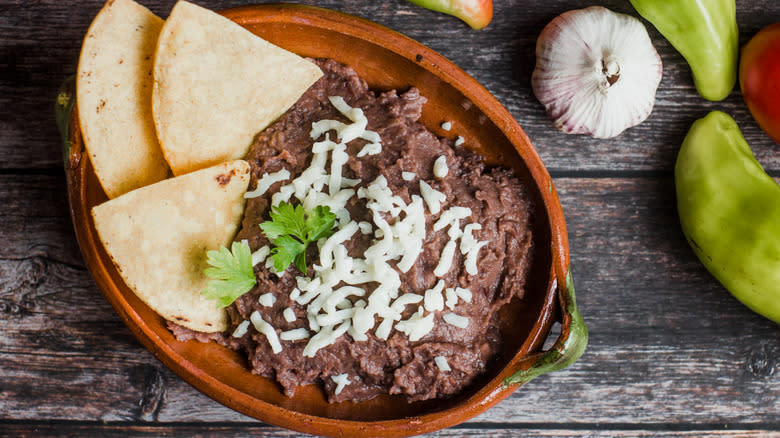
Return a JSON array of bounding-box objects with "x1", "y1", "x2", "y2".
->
[{"x1": 2, "y1": 0, "x2": 779, "y2": 436}]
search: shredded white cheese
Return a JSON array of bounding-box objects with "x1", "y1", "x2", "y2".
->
[
  {"x1": 419, "y1": 180, "x2": 446, "y2": 215},
  {"x1": 252, "y1": 95, "x2": 494, "y2": 356},
  {"x1": 434, "y1": 356, "x2": 451, "y2": 371},
  {"x1": 250, "y1": 311, "x2": 282, "y2": 353},
  {"x1": 332, "y1": 373, "x2": 351, "y2": 395},
  {"x1": 391, "y1": 293, "x2": 424, "y2": 312},
  {"x1": 358, "y1": 221, "x2": 373, "y2": 235},
  {"x1": 357, "y1": 142, "x2": 382, "y2": 157},
  {"x1": 244, "y1": 169, "x2": 291, "y2": 199},
  {"x1": 443, "y1": 312, "x2": 469, "y2": 329},
  {"x1": 303, "y1": 321, "x2": 351, "y2": 357},
  {"x1": 460, "y1": 223, "x2": 489, "y2": 275},
  {"x1": 283, "y1": 307, "x2": 297, "y2": 322},
  {"x1": 395, "y1": 195, "x2": 426, "y2": 273},
  {"x1": 251, "y1": 245, "x2": 270, "y2": 267},
  {"x1": 433, "y1": 156, "x2": 449, "y2": 178},
  {"x1": 454, "y1": 287, "x2": 472, "y2": 303},
  {"x1": 280, "y1": 328, "x2": 310, "y2": 341},
  {"x1": 455, "y1": 135, "x2": 465, "y2": 146},
  {"x1": 460, "y1": 224, "x2": 482, "y2": 253},
  {"x1": 232, "y1": 320, "x2": 250, "y2": 338},
  {"x1": 444, "y1": 288, "x2": 458, "y2": 310},
  {"x1": 423, "y1": 280, "x2": 445, "y2": 312},
  {"x1": 433, "y1": 240, "x2": 457, "y2": 277},
  {"x1": 258, "y1": 293, "x2": 276, "y2": 307},
  {"x1": 441, "y1": 121, "x2": 452, "y2": 131},
  {"x1": 434, "y1": 207, "x2": 472, "y2": 231},
  {"x1": 394, "y1": 306, "x2": 435, "y2": 342},
  {"x1": 464, "y1": 241, "x2": 488, "y2": 275},
  {"x1": 271, "y1": 185, "x2": 295, "y2": 206}
]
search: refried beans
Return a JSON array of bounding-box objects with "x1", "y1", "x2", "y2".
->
[{"x1": 172, "y1": 59, "x2": 535, "y2": 403}]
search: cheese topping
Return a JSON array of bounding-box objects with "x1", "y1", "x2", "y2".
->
[
  {"x1": 258, "y1": 293, "x2": 276, "y2": 307},
  {"x1": 332, "y1": 373, "x2": 351, "y2": 395},
  {"x1": 444, "y1": 288, "x2": 458, "y2": 310},
  {"x1": 433, "y1": 156, "x2": 449, "y2": 178},
  {"x1": 394, "y1": 306, "x2": 435, "y2": 342},
  {"x1": 419, "y1": 180, "x2": 445, "y2": 215},
  {"x1": 250, "y1": 96, "x2": 491, "y2": 358},
  {"x1": 283, "y1": 307, "x2": 296, "y2": 322},
  {"x1": 434, "y1": 356, "x2": 451, "y2": 371},
  {"x1": 232, "y1": 320, "x2": 250, "y2": 338},
  {"x1": 443, "y1": 312, "x2": 469, "y2": 329},
  {"x1": 424, "y1": 280, "x2": 445, "y2": 312},
  {"x1": 280, "y1": 328, "x2": 309, "y2": 341},
  {"x1": 245, "y1": 169, "x2": 291, "y2": 199},
  {"x1": 250, "y1": 311, "x2": 282, "y2": 353},
  {"x1": 251, "y1": 245, "x2": 270, "y2": 267}
]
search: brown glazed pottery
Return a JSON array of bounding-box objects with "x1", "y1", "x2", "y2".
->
[{"x1": 60, "y1": 4, "x2": 586, "y2": 437}]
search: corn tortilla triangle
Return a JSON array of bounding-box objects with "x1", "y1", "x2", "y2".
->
[
  {"x1": 92, "y1": 160, "x2": 251, "y2": 333},
  {"x1": 152, "y1": 0, "x2": 323, "y2": 175},
  {"x1": 77, "y1": 0, "x2": 171, "y2": 199}
]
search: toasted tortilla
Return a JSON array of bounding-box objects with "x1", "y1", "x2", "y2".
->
[
  {"x1": 77, "y1": 0, "x2": 170, "y2": 199},
  {"x1": 92, "y1": 160, "x2": 251, "y2": 332},
  {"x1": 152, "y1": 0, "x2": 323, "y2": 176}
]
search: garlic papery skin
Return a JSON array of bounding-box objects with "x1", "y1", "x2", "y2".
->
[{"x1": 532, "y1": 6, "x2": 662, "y2": 139}]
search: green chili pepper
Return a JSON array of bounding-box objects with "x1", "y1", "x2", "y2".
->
[
  {"x1": 675, "y1": 111, "x2": 780, "y2": 324},
  {"x1": 629, "y1": 0, "x2": 738, "y2": 101}
]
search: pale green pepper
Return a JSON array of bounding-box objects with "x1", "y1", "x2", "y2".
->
[
  {"x1": 629, "y1": 0, "x2": 738, "y2": 101},
  {"x1": 676, "y1": 111, "x2": 780, "y2": 324}
]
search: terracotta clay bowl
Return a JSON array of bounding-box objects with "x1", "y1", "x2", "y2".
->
[{"x1": 61, "y1": 4, "x2": 586, "y2": 437}]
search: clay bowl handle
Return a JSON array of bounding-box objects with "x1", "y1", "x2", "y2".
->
[{"x1": 504, "y1": 269, "x2": 588, "y2": 386}]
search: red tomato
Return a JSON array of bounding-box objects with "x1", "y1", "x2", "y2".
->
[{"x1": 740, "y1": 22, "x2": 780, "y2": 144}]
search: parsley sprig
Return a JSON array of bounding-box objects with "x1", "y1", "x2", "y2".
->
[
  {"x1": 260, "y1": 201, "x2": 337, "y2": 273},
  {"x1": 201, "y1": 240, "x2": 256, "y2": 308}
]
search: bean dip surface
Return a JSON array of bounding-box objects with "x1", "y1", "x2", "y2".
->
[{"x1": 173, "y1": 59, "x2": 535, "y2": 403}]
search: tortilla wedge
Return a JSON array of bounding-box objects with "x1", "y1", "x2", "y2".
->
[
  {"x1": 77, "y1": 0, "x2": 170, "y2": 199},
  {"x1": 152, "y1": 0, "x2": 323, "y2": 176},
  {"x1": 92, "y1": 160, "x2": 251, "y2": 332}
]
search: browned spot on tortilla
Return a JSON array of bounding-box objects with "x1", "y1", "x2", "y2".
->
[
  {"x1": 216, "y1": 168, "x2": 237, "y2": 186},
  {"x1": 119, "y1": 59, "x2": 123, "y2": 64},
  {"x1": 174, "y1": 316, "x2": 189, "y2": 322},
  {"x1": 96, "y1": 99, "x2": 106, "y2": 113}
]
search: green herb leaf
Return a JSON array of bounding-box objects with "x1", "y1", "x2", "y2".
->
[
  {"x1": 260, "y1": 201, "x2": 337, "y2": 273},
  {"x1": 271, "y1": 234, "x2": 307, "y2": 273},
  {"x1": 201, "y1": 240, "x2": 256, "y2": 308},
  {"x1": 306, "y1": 205, "x2": 338, "y2": 241},
  {"x1": 261, "y1": 202, "x2": 305, "y2": 239}
]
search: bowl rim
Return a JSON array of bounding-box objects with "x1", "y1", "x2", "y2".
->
[{"x1": 64, "y1": 3, "x2": 571, "y2": 437}]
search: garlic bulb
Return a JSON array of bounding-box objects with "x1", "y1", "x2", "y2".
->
[{"x1": 532, "y1": 6, "x2": 662, "y2": 139}]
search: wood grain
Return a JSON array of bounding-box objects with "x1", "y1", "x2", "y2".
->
[
  {"x1": 2, "y1": 423, "x2": 780, "y2": 438},
  {"x1": 1, "y1": 0, "x2": 779, "y2": 436}
]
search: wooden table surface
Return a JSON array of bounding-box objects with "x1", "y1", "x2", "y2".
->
[{"x1": 2, "y1": 0, "x2": 779, "y2": 436}]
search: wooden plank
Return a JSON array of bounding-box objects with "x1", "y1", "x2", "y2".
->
[
  {"x1": 0, "y1": 172, "x2": 83, "y2": 265},
  {"x1": 2, "y1": 0, "x2": 780, "y2": 171},
  {"x1": 1, "y1": 175, "x2": 778, "y2": 426},
  {"x1": 1, "y1": 422, "x2": 779, "y2": 438}
]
